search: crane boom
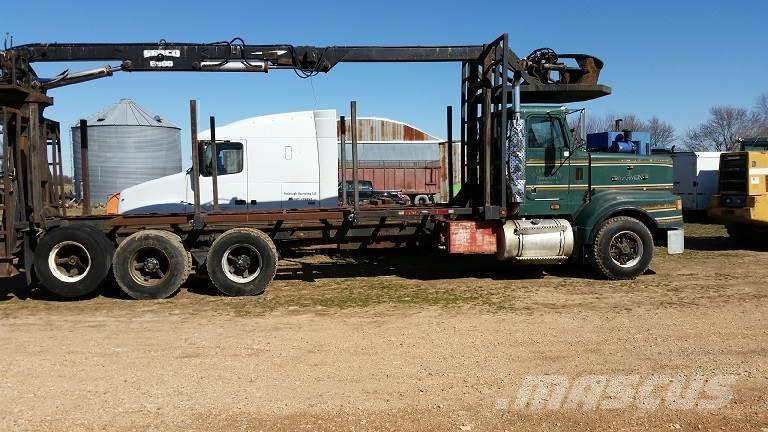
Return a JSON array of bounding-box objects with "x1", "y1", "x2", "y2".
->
[
  {"x1": 1, "y1": 35, "x2": 609, "y2": 102},
  {"x1": 8, "y1": 41, "x2": 488, "y2": 69}
]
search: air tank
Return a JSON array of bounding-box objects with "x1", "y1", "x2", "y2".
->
[{"x1": 72, "y1": 99, "x2": 181, "y2": 204}]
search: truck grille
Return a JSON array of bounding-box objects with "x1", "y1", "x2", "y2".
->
[{"x1": 719, "y1": 154, "x2": 747, "y2": 207}]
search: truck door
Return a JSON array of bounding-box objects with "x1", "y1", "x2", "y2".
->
[
  {"x1": 521, "y1": 115, "x2": 571, "y2": 215},
  {"x1": 195, "y1": 140, "x2": 249, "y2": 211}
]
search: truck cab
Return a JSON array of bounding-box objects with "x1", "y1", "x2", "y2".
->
[
  {"x1": 117, "y1": 110, "x2": 339, "y2": 214},
  {"x1": 514, "y1": 106, "x2": 683, "y2": 263}
]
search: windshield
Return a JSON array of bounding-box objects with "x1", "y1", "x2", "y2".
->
[{"x1": 527, "y1": 116, "x2": 567, "y2": 149}]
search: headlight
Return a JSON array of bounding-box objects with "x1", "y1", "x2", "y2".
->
[{"x1": 721, "y1": 195, "x2": 746, "y2": 208}]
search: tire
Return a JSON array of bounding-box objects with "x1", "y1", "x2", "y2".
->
[
  {"x1": 589, "y1": 216, "x2": 654, "y2": 280},
  {"x1": 726, "y1": 223, "x2": 754, "y2": 245},
  {"x1": 414, "y1": 195, "x2": 430, "y2": 206},
  {"x1": 113, "y1": 230, "x2": 191, "y2": 300},
  {"x1": 80, "y1": 224, "x2": 116, "y2": 267},
  {"x1": 206, "y1": 228, "x2": 278, "y2": 296},
  {"x1": 34, "y1": 226, "x2": 112, "y2": 298}
]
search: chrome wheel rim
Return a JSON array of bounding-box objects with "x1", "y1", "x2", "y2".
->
[
  {"x1": 48, "y1": 240, "x2": 91, "y2": 283},
  {"x1": 129, "y1": 247, "x2": 170, "y2": 286},
  {"x1": 609, "y1": 230, "x2": 643, "y2": 268},
  {"x1": 222, "y1": 244, "x2": 262, "y2": 283}
]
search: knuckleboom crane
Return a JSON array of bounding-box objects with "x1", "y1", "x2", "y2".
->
[{"x1": 0, "y1": 34, "x2": 610, "y2": 281}]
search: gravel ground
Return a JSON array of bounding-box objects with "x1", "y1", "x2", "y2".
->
[{"x1": 0, "y1": 224, "x2": 766, "y2": 431}]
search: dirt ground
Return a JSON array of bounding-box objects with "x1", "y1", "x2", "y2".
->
[{"x1": 0, "y1": 224, "x2": 766, "y2": 431}]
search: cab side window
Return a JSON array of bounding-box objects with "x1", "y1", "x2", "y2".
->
[
  {"x1": 201, "y1": 142, "x2": 243, "y2": 176},
  {"x1": 527, "y1": 117, "x2": 567, "y2": 149}
]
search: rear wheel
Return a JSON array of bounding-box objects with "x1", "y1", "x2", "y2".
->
[
  {"x1": 590, "y1": 216, "x2": 654, "y2": 280},
  {"x1": 113, "y1": 230, "x2": 191, "y2": 300},
  {"x1": 81, "y1": 224, "x2": 116, "y2": 268},
  {"x1": 34, "y1": 226, "x2": 112, "y2": 298},
  {"x1": 726, "y1": 223, "x2": 755, "y2": 246},
  {"x1": 206, "y1": 228, "x2": 278, "y2": 296}
]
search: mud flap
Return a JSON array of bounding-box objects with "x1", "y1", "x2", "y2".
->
[{"x1": 23, "y1": 230, "x2": 34, "y2": 286}]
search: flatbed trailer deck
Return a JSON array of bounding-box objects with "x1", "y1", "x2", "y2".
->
[{"x1": 64, "y1": 204, "x2": 467, "y2": 245}]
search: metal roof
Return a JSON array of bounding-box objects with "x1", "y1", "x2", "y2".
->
[
  {"x1": 72, "y1": 99, "x2": 179, "y2": 129},
  {"x1": 337, "y1": 117, "x2": 442, "y2": 142}
]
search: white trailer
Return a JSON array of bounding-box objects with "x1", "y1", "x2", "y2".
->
[{"x1": 671, "y1": 152, "x2": 722, "y2": 213}]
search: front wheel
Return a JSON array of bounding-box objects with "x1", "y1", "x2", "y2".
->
[{"x1": 590, "y1": 216, "x2": 654, "y2": 280}]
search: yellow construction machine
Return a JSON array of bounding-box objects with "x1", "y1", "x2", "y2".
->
[{"x1": 709, "y1": 138, "x2": 768, "y2": 241}]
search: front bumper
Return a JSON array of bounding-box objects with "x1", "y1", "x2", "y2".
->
[{"x1": 708, "y1": 194, "x2": 768, "y2": 225}]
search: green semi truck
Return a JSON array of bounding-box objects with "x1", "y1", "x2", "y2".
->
[
  {"x1": 0, "y1": 34, "x2": 683, "y2": 300},
  {"x1": 513, "y1": 106, "x2": 682, "y2": 276}
]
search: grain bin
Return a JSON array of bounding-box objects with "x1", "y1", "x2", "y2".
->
[{"x1": 72, "y1": 99, "x2": 181, "y2": 204}]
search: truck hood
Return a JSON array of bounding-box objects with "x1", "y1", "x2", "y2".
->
[{"x1": 117, "y1": 172, "x2": 189, "y2": 214}]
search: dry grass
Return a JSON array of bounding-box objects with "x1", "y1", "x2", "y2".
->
[{"x1": 63, "y1": 206, "x2": 107, "y2": 216}]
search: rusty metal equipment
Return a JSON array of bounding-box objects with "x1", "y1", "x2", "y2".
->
[
  {"x1": 351, "y1": 101, "x2": 360, "y2": 211},
  {"x1": 0, "y1": 99, "x2": 67, "y2": 278},
  {"x1": 189, "y1": 100, "x2": 202, "y2": 227},
  {"x1": 78, "y1": 119, "x2": 90, "y2": 216},
  {"x1": 339, "y1": 115, "x2": 348, "y2": 206},
  {"x1": 208, "y1": 115, "x2": 220, "y2": 212}
]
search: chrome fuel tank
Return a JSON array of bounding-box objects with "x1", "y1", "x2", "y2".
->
[{"x1": 496, "y1": 219, "x2": 574, "y2": 262}]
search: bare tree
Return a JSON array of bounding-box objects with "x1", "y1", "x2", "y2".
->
[
  {"x1": 567, "y1": 113, "x2": 585, "y2": 144},
  {"x1": 684, "y1": 106, "x2": 763, "y2": 151},
  {"x1": 585, "y1": 113, "x2": 649, "y2": 134},
  {"x1": 616, "y1": 114, "x2": 647, "y2": 132},
  {"x1": 755, "y1": 93, "x2": 768, "y2": 123},
  {"x1": 647, "y1": 116, "x2": 676, "y2": 147},
  {"x1": 754, "y1": 92, "x2": 768, "y2": 136},
  {"x1": 585, "y1": 113, "x2": 614, "y2": 134}
]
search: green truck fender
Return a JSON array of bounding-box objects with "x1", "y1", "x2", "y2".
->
[{"x1": 570, "y1": 190, "x2": 684, "y2": 261}]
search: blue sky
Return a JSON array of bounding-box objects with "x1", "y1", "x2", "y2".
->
[{"x1": 5, "y1": 0, "x2": 767, "y2": 174}]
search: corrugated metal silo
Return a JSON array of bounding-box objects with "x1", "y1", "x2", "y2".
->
[{"x1": 72, "y1": 99, "x2": 181, "y2": 204}]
